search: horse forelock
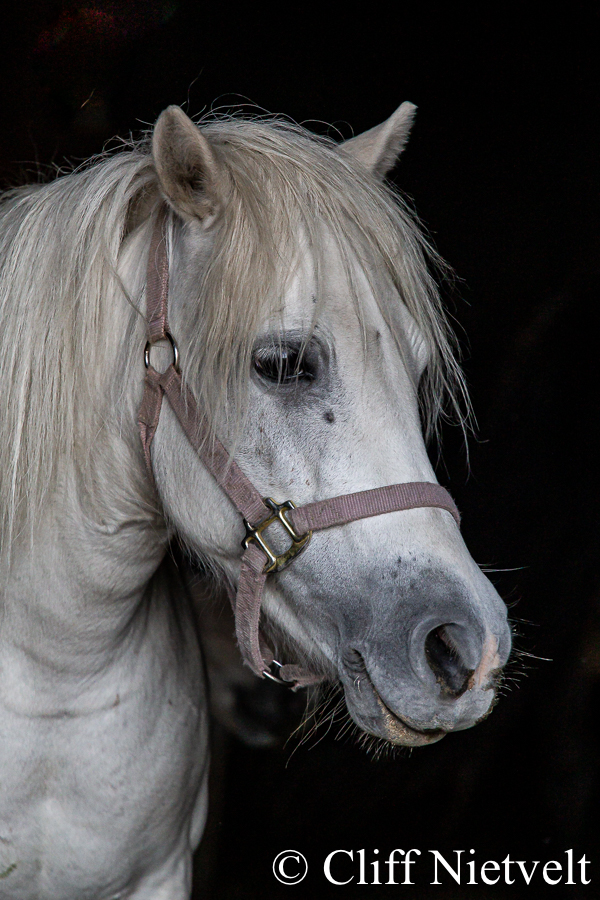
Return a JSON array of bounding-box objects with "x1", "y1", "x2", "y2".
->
[{"x1": 0, "y1": 114, "x2": 469, "y2": 563}]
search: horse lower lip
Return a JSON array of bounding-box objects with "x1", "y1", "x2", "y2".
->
[{"x1": 372, "y1": 690, "x2": 446, "y2": 746}]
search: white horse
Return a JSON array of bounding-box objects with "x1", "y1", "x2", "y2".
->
[{"x1": 0, "y1": 102, "x2": 511, "y2": 899}]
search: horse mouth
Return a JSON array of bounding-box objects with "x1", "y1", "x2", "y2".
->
[
  {"x1": 342, "y1": 649, "x2": 446, "y2": 747},
  {"x1": 371, "y1": 690, "x2": 446, "y2": 746}
]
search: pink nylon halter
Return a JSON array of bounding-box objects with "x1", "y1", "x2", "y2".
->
[{"x1": 138, "y1": 208, "x2": 461, "y2": 688}]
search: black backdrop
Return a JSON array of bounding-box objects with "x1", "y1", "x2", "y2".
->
[{"x1": 1, "y1": 6, "x2": 598, "y2": 898}]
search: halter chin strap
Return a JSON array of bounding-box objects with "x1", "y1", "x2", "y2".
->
[{"x1": 138, "y1": 209, "x2": 461, "y2": 689}]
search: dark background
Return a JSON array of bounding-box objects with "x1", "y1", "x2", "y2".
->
[{"x1": 2, "y1": 5, "x2": 598, "y2": 897}]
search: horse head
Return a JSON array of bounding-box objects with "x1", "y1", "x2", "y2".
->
[{"x1": 138, "y1": 105, "x2": 511, "y2": 746}]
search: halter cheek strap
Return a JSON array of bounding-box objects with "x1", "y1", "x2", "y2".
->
[{"x1": 138, "y1": 209, "x2": 461, "y2": 689}]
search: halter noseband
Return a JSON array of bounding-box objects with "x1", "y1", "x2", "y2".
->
[{"x1": 138, "y1": 209, "x2": 460, "y2": 689}]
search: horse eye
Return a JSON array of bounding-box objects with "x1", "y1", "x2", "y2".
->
[{"x1": 253, "y1": 345, "x2": 314, "y2": 384}]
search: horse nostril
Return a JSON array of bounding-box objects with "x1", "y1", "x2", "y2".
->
[{"x1": 424, "y1": 625, "x2": 474, "y2": 698}]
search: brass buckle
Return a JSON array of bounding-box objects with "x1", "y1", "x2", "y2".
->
[{"x1": 243, "y1": 498, "x2": 312, "y2": 574}]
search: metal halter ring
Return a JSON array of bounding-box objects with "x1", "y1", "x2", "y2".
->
[
  {"x1": 144, "y1": 332, "x2": 180, "y2": 374},
  {"x1": 262, "y1": 659, "x2": 289, "y2": 685}
]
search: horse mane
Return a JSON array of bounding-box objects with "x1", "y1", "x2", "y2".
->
[
  {"x1": 0, "y1": 113, "x2": 468, "y2": 562},
  {"x1": 0, "y1": 148, "x2": 156, "y2": 560}
]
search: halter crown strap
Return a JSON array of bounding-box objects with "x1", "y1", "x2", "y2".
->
[{"x1": 138, "y1": 210, "x2": 460, "y2": 689}]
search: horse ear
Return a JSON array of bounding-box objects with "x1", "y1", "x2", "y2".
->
[
  {"x1": 340, "y1": 102, "x2": 417, "y2": 179},
  {"x1": 152, "y1": 106, "x2": 224, "y2": 222}
]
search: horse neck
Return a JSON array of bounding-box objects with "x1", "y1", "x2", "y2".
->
[
  {"x1": 1, "y1": 478, "x2": 169, "y2": 698},
  {"x1": 0, "y1": 374, "x2": 170, "y2": 683}
]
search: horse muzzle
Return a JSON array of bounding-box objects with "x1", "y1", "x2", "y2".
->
[{"x1": 339, "y1": 615, "x2": 509, "y2": 746}]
